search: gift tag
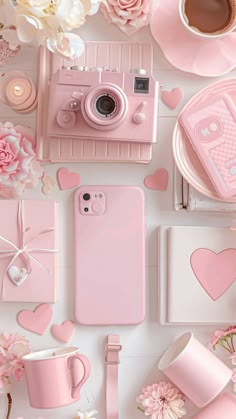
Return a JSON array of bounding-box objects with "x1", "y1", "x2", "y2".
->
[{"x1": 8, "y1": 265, "x2": 28, "y2": 286}]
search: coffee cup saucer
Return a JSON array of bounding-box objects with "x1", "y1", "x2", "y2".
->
[
  {"x1": 173, "y1": 78, "x2": 236, "y2": 202},
  {"x1": 150, "y1": 0, "x2": 236, "y2": 77}
]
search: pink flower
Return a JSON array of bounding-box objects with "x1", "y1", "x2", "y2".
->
[
  {"x1": 0, "y1": 332, "x2": 30, "y2": 395},
  {"x1": 211, "y1": 326, "x2": 236, "y2": 348},
  {"x1": 137, "y1": 381, "x2": 187, "y2": 419},
  {"x1": 101, "y1": 0, "x2": 151, "y2": 35},
  {"x1": 0, "y1": 122, "x2": 43, "y2": 198}
]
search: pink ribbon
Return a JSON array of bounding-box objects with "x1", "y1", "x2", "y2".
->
[{"x1": 0, "y1": 200, "x2": 57, "y2": 300}]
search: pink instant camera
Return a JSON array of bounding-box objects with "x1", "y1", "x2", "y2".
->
[{"x1": 47, "y1": 66, "x2": 159, "y2": 163}]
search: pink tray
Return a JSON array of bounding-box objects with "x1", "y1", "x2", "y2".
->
[
  {"x1": 173, "y1": 78, "x2": 236, "y2": 202},
  {"x1": 36, "y1": 42, "x2": 154, "y2": 163}
]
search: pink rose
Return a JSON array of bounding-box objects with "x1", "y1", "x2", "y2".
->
[
  {"x1": 0, "y1": 122, "x2": 43, "y2": 198},
  {"x1": 101, "y1": 0, "x2": 151, "y2": 35}
]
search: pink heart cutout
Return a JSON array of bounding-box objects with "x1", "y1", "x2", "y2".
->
[
  {"x1": 17, "y1": 304, "x2": 53, "y2": 335},
  {"x1": 144, "y1": 168, "x2": 169, "y2": 191},
  {"x1": 51, "y1": 320, "x2": 75, "y2": 343},
  {"x1": 190, "y1": 248, "x2": 236, "y2": 300},
  {"x1": 161, "y1": 88, "x2": 184, "y2": 110},
  {"x1": 57, "y1": 168, "x2": 81, "y2": 190}
]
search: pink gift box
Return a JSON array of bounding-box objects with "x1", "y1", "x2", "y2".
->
[{"x1": 0, "y1": 200, "x2": 58, "y2": 302}]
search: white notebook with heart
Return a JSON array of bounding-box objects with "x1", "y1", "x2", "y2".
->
[{"x1": 159, "y1": 226, "x2": 236, "y2": 324}]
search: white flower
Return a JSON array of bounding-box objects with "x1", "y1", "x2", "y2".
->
[
  {"x1": 47, "y1": 32, "x2": 84, "y2": 58},
  {"x1": 55, "y1": 0, "x2": 88, "y2": 31},
  {"x1": 15, "y1": 15, "x2": 42, "y2": 44},
  {"x1": 15, "y1": 0, "x2": 51, "y2": 9},
  {"x1": 0, "y1": 0, "x2": 100, "y2": 58},
  {"x1": 88, "y1": 0, "x2": 101, "y2": 15},
  {"x1": 77, "y1": 410, "x2": 98, "y2": 419}
]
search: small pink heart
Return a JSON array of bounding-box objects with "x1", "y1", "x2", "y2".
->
[
  {"x1": 161, "y1": 88, "x2": 184, "y2": 110},
  {"x1": 191, "y1": 248, "x2": 236, "y2": 300},
  {"x1": 17, "y1": 304, "x2": 53, "y2": 335},
  {"x1": 57, "y1": 167, "x2": 81, "y2": 190},
  {"x1": 51, "y1": 320, "x2": 75, "y2": 343},
  {"x1": 144, "y1": 168, "x2": 169, "y2": 191}
]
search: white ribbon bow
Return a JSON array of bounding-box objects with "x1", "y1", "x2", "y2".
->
[{"x1": 77, "y1": 410, "x2": 98, "y2": 419}]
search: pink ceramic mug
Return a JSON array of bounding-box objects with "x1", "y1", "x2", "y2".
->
[
  {"x1": 23, "y1": 347, "x2": 91, "y2": 409},
  {"x1": 158, "y1": 332, "x2": 232, "y2": 408},
  {"x1": 193, "y1": 393, "x2": 236, "y2": 418}
]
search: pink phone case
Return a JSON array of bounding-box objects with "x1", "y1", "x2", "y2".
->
[
  {"x1": 74, "y1": 185, "x2": 145, "y2": 325},
  {"x1": 180, "y1": 94, "x2": 236, "y2": 199}
]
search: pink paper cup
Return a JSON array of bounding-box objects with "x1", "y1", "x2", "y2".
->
[
  {"x1": 158, "y1": 332, "x2": 232, "y2": 408},
  {"x1": 193, "y1": 393, "x2": 236, "y2": 419}
]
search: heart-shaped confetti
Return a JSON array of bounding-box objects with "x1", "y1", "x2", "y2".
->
[
  {"x1": 41, "y1": 175, "x2": 55, "y2": 195},
  {"x1": 57, "y1": 167, "x2": 81, "y2": 190},
  {"x1": 144, "y1": 168, "x2": 169, "y2": 191},
  {"x1": 8, "y1": 265, "x2": 28, "y2": 286},
  {"x1": 51, "y1": 320, "x2": 75, "y2": 343},
  {"x1": 161, "y1": 88, "x2": 184, "y2": 110},
  {"x1": 17, "y1": 303, "x2": 53, "y2": 335}
]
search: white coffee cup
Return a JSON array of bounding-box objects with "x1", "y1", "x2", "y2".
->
[{"x1": 179, "y1": 0, "x2": 236, "y2": 39}]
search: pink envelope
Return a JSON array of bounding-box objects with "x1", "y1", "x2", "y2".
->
[{"x1": 0, "y1": 200, "x2": 58, "y2": 302}]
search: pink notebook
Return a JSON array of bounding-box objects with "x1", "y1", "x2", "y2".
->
[
  {"x1": 159, "y1": 226, "x2": 236, "y2": 324},
  {"x1": 0, "y1": 200, "x2": 58, "y2": 302}
]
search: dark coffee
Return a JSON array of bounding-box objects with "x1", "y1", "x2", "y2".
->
[{"x1": 184, "y1": 0, "x2": 232, "y2": 33}]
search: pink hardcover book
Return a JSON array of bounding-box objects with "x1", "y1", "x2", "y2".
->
[
  {"x1": 179, "y1": 94, "x2": 236, "y2": 199},
  {"x1": 74, "y1": 186, "x2": 145, "y2": 325},
  {"x1": 0, "y1": 200, "x2": 58, "y2": 303}
]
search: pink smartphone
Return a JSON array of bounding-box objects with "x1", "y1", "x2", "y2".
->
[
  {"x1": 74, "y1": 185, "x2": 145, "y2": 325},
  {"x1": 180, "y1": 94, "x2": 236, "y2": 199}
]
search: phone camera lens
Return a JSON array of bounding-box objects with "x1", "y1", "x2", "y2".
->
[
  {"x1": 83, "y1": 193, "x2": 90, "y2": 201},
  {"x1": 84, "y1": 207, "x2": 89, "y2": 212}
]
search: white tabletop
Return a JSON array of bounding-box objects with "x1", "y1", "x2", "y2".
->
[{"x1": 0, "y1": 10, "x2": 234, "y2": 419}]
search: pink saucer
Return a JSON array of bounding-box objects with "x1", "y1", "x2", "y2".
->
[
  {"x1": 150, "y1": 0, "x2": 236, "y2": 77},
  {"x1": 173, "y1": 78, "x2": 236, "y2": 202}
]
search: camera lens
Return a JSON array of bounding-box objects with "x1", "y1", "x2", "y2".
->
[
  {"x1": 84, "y1": 207, "x2": 89, "y2": 212},
  {"x1": 95, "y1": 94, "x2": 116, "y2": 117},
  {"x1": 83, "y1": 193, "x2": 90, "y2": 201}
]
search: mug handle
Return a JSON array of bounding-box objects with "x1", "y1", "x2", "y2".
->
[{"x1": 68, "y1": 353, "x2": 91, "y2": 399}]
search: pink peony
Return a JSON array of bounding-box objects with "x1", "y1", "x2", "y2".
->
[
  {"x1": 101, "y1": 0, "x2": 151, "y2": 35},
  {"x1": 0, "y1": 332, "x2": 30, "y2": 395},
  {"x1": 137, "y1": 381, "x2": 187, "y2": 419},
  {"x1": 0, "y1": 122, "x2": 43, "y2": 198}
]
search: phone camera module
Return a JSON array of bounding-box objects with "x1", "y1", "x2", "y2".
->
[{"x1": 83, "y1": 193, "x2": 90, "y2": 201}]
